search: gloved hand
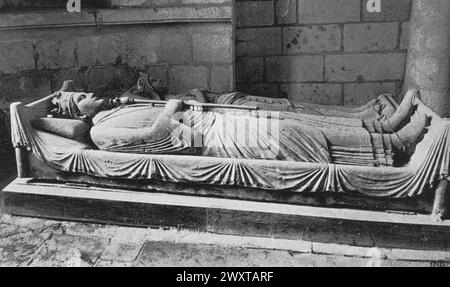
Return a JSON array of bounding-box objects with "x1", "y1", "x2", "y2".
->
[
  {"x1": 184, "y1": 100, "x2": 201, "y2": 106},
  {"x1": 109, "y1": 96, "x2": 134, "y2": 106},
  {"x1": 119, "y1": 96, "x2": 134, "y2": 105},
  {"x1": 164, "y1": 99, "x2": 185, "y2": 115}
]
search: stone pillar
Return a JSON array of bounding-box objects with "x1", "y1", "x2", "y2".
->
[{"x1": 404, "y1": 0, "x2": 450, "y2": 117}]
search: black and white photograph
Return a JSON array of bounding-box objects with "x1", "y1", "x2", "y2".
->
[{"x1": 0, "y1": 0, "x2": 449, "y2": 270}]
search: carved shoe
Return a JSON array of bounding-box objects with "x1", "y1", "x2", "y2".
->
[
  {"x1": 382, "y1": 89, "x2": 420, "y2": 132},
  {"x1": 391, "y1": 111, "x2": 428, "y2": 152}
]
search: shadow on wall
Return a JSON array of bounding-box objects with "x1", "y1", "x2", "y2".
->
[
  {"x1": 0, "y1": 63, "x2": 140, "y2": 180},
  {"x1": 0, "y1": 69, "x2": 142, "y2": 182},
  {"x1": 0, "y1": 109, "x2": 15, "y2": 184},
  {"x1": 52, "y1": 63, "x2": 140, "y2": 98}
]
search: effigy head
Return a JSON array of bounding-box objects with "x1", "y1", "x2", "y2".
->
[{"x1": 51, "y1": 92, "x2": 106, "y2": 121}]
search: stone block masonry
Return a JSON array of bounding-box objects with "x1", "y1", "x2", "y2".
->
[
  {"x1": 236, "y1": 1, "x2": 275, "y2": 27},
  {"x1": 236, "y1": 0, "x2": 412, "y2": 104},
  {"x1": 266, "y1": 55, "x2": 323, "y2": 82},
  {"x1": 298, "y1": 0, "x2": 360, "y2": 24},
  {"x1": 325, "y1": 53, "x2": 406, "y2": 82},
  {"x1": 0, "y1": 23, "x2": 233, "y2": 103}
]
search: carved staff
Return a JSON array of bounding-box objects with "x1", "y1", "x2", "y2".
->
[
  {"x1": 59, "y1": 80, "x2": 258, "y2": 111},
  {"x1": 130, "y1": 98, "x2": 258, "y2": 111}
]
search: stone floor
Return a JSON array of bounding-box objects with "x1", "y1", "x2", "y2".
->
[
  {"x1": 0, "y1": 213, "x2": 449, "y2": 267},
  {"x1": 1, "y1": 172, "x2": 450, "y2": 267}
]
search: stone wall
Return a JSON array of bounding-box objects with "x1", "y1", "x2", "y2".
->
[
  {"x1": 0, "y1": 1, "x2": 233, "y2": 176},
  {"x1": 235, "y1": 0, "x2": 412, "y2": 105},
  {"x1": 0, "y1": 0, "x2": 108, "y2": 9}
]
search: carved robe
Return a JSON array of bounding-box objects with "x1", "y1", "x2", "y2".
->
[{"x1": 90, "y1": 104, "x2": 394, "y2": 167}]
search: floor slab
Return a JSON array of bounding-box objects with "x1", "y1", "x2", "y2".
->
[
  {"x1": 0, "y1": 215, "x2": 448, "y2": 267},
  {"x1": 26, "y1": 234, "x2": 110, "y2": 267}
]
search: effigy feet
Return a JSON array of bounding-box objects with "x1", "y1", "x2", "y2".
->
[
  {"x1": 363, "y1": 89, "x2": 421, "y2": 134},
  {"x1": 374, "y1": 94, "x2": 398, "y2": 121},
  {"x1": 382, "y1": 89, "x2": 421, "y2": 132},
  {"x1": 391, "y1": 110, "x2": 429, "y2": 154}
]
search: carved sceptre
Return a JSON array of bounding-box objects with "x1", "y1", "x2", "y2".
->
[
  {"x1": 58, "y1": 80, "x2": 258, "y2": 111},
  {"x1": 130, "y1": 98, "x2": 258, "y2": 111}
]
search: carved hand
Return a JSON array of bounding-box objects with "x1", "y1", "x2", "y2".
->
[
  {"x1": 119, "y1": 96, "x2": 133, "y2": 105},
  {"x1": 164, "y1": 99, "x2": 185, "y2": 115}
]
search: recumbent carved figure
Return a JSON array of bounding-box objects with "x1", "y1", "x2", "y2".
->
[
  {"x1": 122, "y1": 72, "x2": 398, "y2": 121},
  {"x1": 50, "y1": 85, "x2": 429, "y2": 167}
]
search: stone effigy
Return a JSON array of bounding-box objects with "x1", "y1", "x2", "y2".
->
[
  {"x1": 51, "y1": 89, "x2": 424, "y2": 167},
  {"x1": 9, "y1": 82, "x2": 450, "y2": 220},
  {"x1": 123, "y1": 73, "x2": 398, "y2": 120}
]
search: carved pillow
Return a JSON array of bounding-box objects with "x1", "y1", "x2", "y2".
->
[{"x1": 32, "y1": 118, "x2": 90, "y2": 142}]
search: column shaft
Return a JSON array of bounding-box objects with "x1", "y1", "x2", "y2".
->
[{"x1": 404, "y1": 0, "x2": 450, "y2": 117}]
